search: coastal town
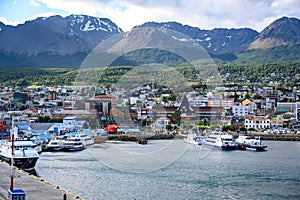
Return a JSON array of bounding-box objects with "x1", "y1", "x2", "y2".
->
[
  {"x1": 0, "y1": 81, "x2": 299, "y2": 141},
  {"x1": 0, "y1": 1, "x2": 299, "y2": 199}
]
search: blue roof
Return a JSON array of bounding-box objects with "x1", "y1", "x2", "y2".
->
[
  {"x1": 31, "y1": 134, "x2": 54, "y2": 140},
  {"x1": 0, "y1": 132, "x2": 10, "y2": 137},
  {"x1": 97, "y1": 129, "x2": 106, "y2": 134},
  {"x1": 17, "y1": 125, "x2": 30, "y2": 130},
  {"x1": 82, "y1": 129, "x2": 93, "y2": 134},
  {"x1": 64, "y1": 132, "x2": 79, "y2": 137}
]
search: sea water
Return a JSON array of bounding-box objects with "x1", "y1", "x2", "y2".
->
[{"x1": 35, "y1": 140, "x2": 300, "y2": 200}]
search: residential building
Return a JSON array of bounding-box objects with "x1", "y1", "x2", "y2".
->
[
  {"x1": 13, "y1": 92, "x2": 29, "y2": 104},
  {"x1": 208, "y1": 97, "x2": 234, "y2": 109},
  {"x1": 244, "y1": 116, "x2": 271, "y2": 130},
  {"x1": 232, "y1": 102, "x2": 248, "y2": 117}
]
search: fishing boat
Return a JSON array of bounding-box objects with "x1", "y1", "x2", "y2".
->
[
  {"x1": 235, "y1": 136, "x2": 268, "y2": 151},
  {"x1": 62, "y1": 137, "x2": 86, "y2": 152},
  {"x1": 201, "y1": 132, "x2": 238, "y2": 150},
  {"x1": 0, "y1": 140, "x2": 39, "y2": 170}
]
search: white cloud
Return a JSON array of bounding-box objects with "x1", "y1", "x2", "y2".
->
[
  {"x1": 29, "y1": 0, "x2": 41, "y2": 7},
  {"x1": 30, "y1": 12, "x2": 57, "y2": 21},
  {"x1": 0, "y1": 15, "x2": 21, "y2": 26},
  {"x1": 33, "y1": 0, "x2": 300, "y2": 32}
]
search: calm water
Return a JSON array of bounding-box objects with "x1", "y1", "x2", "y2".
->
[{"x1": 35, "y1": 140, "x2": 300, "y2": 200}]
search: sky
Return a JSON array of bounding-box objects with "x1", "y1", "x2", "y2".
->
[{"x1": 0, "y1": 0, "x2": 299, "y2": 32}]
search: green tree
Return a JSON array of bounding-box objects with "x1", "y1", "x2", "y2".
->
[
  {"x1": 165, "y1": 124, "x2": 173, "y2": 131},
  {"x1": 222, "y1": 125, "x2": 236, "y2": 132},
  {"x1": 171, "y1": 110, "x2": 181, "y2": 125},
  {"x1": 38, "y1": 116, "x2": 51, "y2": 123}
]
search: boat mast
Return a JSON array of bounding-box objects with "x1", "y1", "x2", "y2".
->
[
  {"x1": 10, "y1": 116, "x2": 15, "y2": 190},
  {"x1": 10, "y1": 133, "x2": 14, "y2": 190}
]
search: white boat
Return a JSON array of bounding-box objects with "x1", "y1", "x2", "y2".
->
[
  {"x1": 62, "y1": 137, "x2": 86, "y2": 152},
  {"x1": 184, "y1": 134, "x2": 201, "y2": 145},
  {"x1": 34, "y1": 144, "x2": 43, "y2": 154},
  {"x1": 201, "y1": 132, "x2": 238, "y2": 150},
  {"x1": 79, "y1": 134, "x2": 94, "y2": 146},
  {"x1": 0, "y1": 140, "x2": 39, "y2": 170},
  {"x1": 235, "y1": 136, "x2": 268, "y2": 151},
  {"x1": 45, "y1": 139, "x2": 64, "y2": 152}
]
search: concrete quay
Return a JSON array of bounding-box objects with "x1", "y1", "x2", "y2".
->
[{"x1": 0, "y1": 161, "x2": 83, "y2": 200}]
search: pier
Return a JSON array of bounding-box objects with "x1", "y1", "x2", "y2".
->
[{"x1": 0, "y1": 161, "x2": 83, "y2": 200}]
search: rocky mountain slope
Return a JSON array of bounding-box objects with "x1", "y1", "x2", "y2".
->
[
  {"x1": 136, "y1": 22, "x2": 259, "y2": 53},
  {"x1": 0, "y1": 15, "x2": 299, "y2": 68},
  {"x1": 249, "y1": 17, "x2": 300, "y2": 49},
  {"x1": 0, "y1": 14, "x2": 122, "y2": 55}
]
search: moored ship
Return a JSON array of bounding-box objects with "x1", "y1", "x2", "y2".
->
[
  {"x1": 44, "y1": 139, "x2": 64, "y2": 152},
  {"x1": 236, "y1": 136, "x2": 268, "y2": 151},
  {"x1": 201, "y1": 132, "x2": 238, "y2": 150},
  {"x1": 0, "y1": 140, "x2": 39, "y2": 170},
  {"x1": 62, "y1": 137, "x2": 86, "y2": 152}
]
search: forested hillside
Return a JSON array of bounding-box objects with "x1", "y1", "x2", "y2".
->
[{"x1": 0, "y1": 63, "x2": 299, "y2": 89}]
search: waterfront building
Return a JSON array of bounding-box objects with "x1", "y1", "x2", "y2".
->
[{"x1": 244, "y1": 116, "x2": 271, "y2": 130}]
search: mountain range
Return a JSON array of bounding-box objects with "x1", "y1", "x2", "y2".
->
[{"x1": 0, "y1": 15, "x2": 299, "y2": 68}]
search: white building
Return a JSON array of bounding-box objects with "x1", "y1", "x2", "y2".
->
[
  {"x1": 232, "y1": 102, "x2": 248, "y2": 117},
  {"x1": 244, "y1": 116, "x2": 271, "y2": 130},
  {"x1": 63, "y1": 116, "x2": 77, "y2": 126}
]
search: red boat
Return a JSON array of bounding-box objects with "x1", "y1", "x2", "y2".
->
[{"x1": 104, "y1": 124, "x2": 118, "y2": 134}]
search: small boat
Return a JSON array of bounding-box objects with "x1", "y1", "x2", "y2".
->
[
  {"x1": 79, "y1": 134, "x2": 94, "y2": 146},
  {"x1": 201, "y1": 132, "x2": 238, "y2": 150},
  {"x1": 62, "y1": 137, "x2": 86, "y2": 152},
  {"x1": 236, "y1": 136, "x2": 267, "y2": 151},
  {"x1": 184, "y1": 134, "x2": 202, "y2": 145},
  {"x1": 44, "y1": 139, "x2": 64, "y2": 152},
  {"x1": 0, "y1": 140, "x2": 39, "y2": 170},
  {"x1": 136, "y1": 138, "x2": 148, "y2": 145}
]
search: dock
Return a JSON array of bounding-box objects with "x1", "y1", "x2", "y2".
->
[{"x1": 0, "y1": 161, "x2": 83, "y2": 200}]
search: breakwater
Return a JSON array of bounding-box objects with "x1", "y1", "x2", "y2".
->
[
  {"x1": 228, "y1": 131, "x2": 300, "y2": 141},
  {"x1": 107, "y1": 133, "x2": 175, "y2": 141}
]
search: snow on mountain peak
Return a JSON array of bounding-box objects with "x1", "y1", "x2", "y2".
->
[
  {"x1": 67, "y1": 14, "x2": 122, "y2": 33},
  {"x1": 81, "y1": 20, "x2": 96, "y2": 31}
]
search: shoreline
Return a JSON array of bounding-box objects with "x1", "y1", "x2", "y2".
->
[
  {"x1": 228, "y1": 131, "x2": 300, "y2": 141},
  {"x1": 96, "y1": 133, "x2": 300, "y2": 143}
]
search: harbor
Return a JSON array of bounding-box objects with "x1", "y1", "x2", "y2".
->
[
  {"x1": 0, "y1": 160, "x2": 83, "y2": 200},
  {"x1": 1, "y1": 137, "x2": 299, "y2": 199},
  {"x1": 35, "y1": 140, "x2": 300, "y2": 200}
]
